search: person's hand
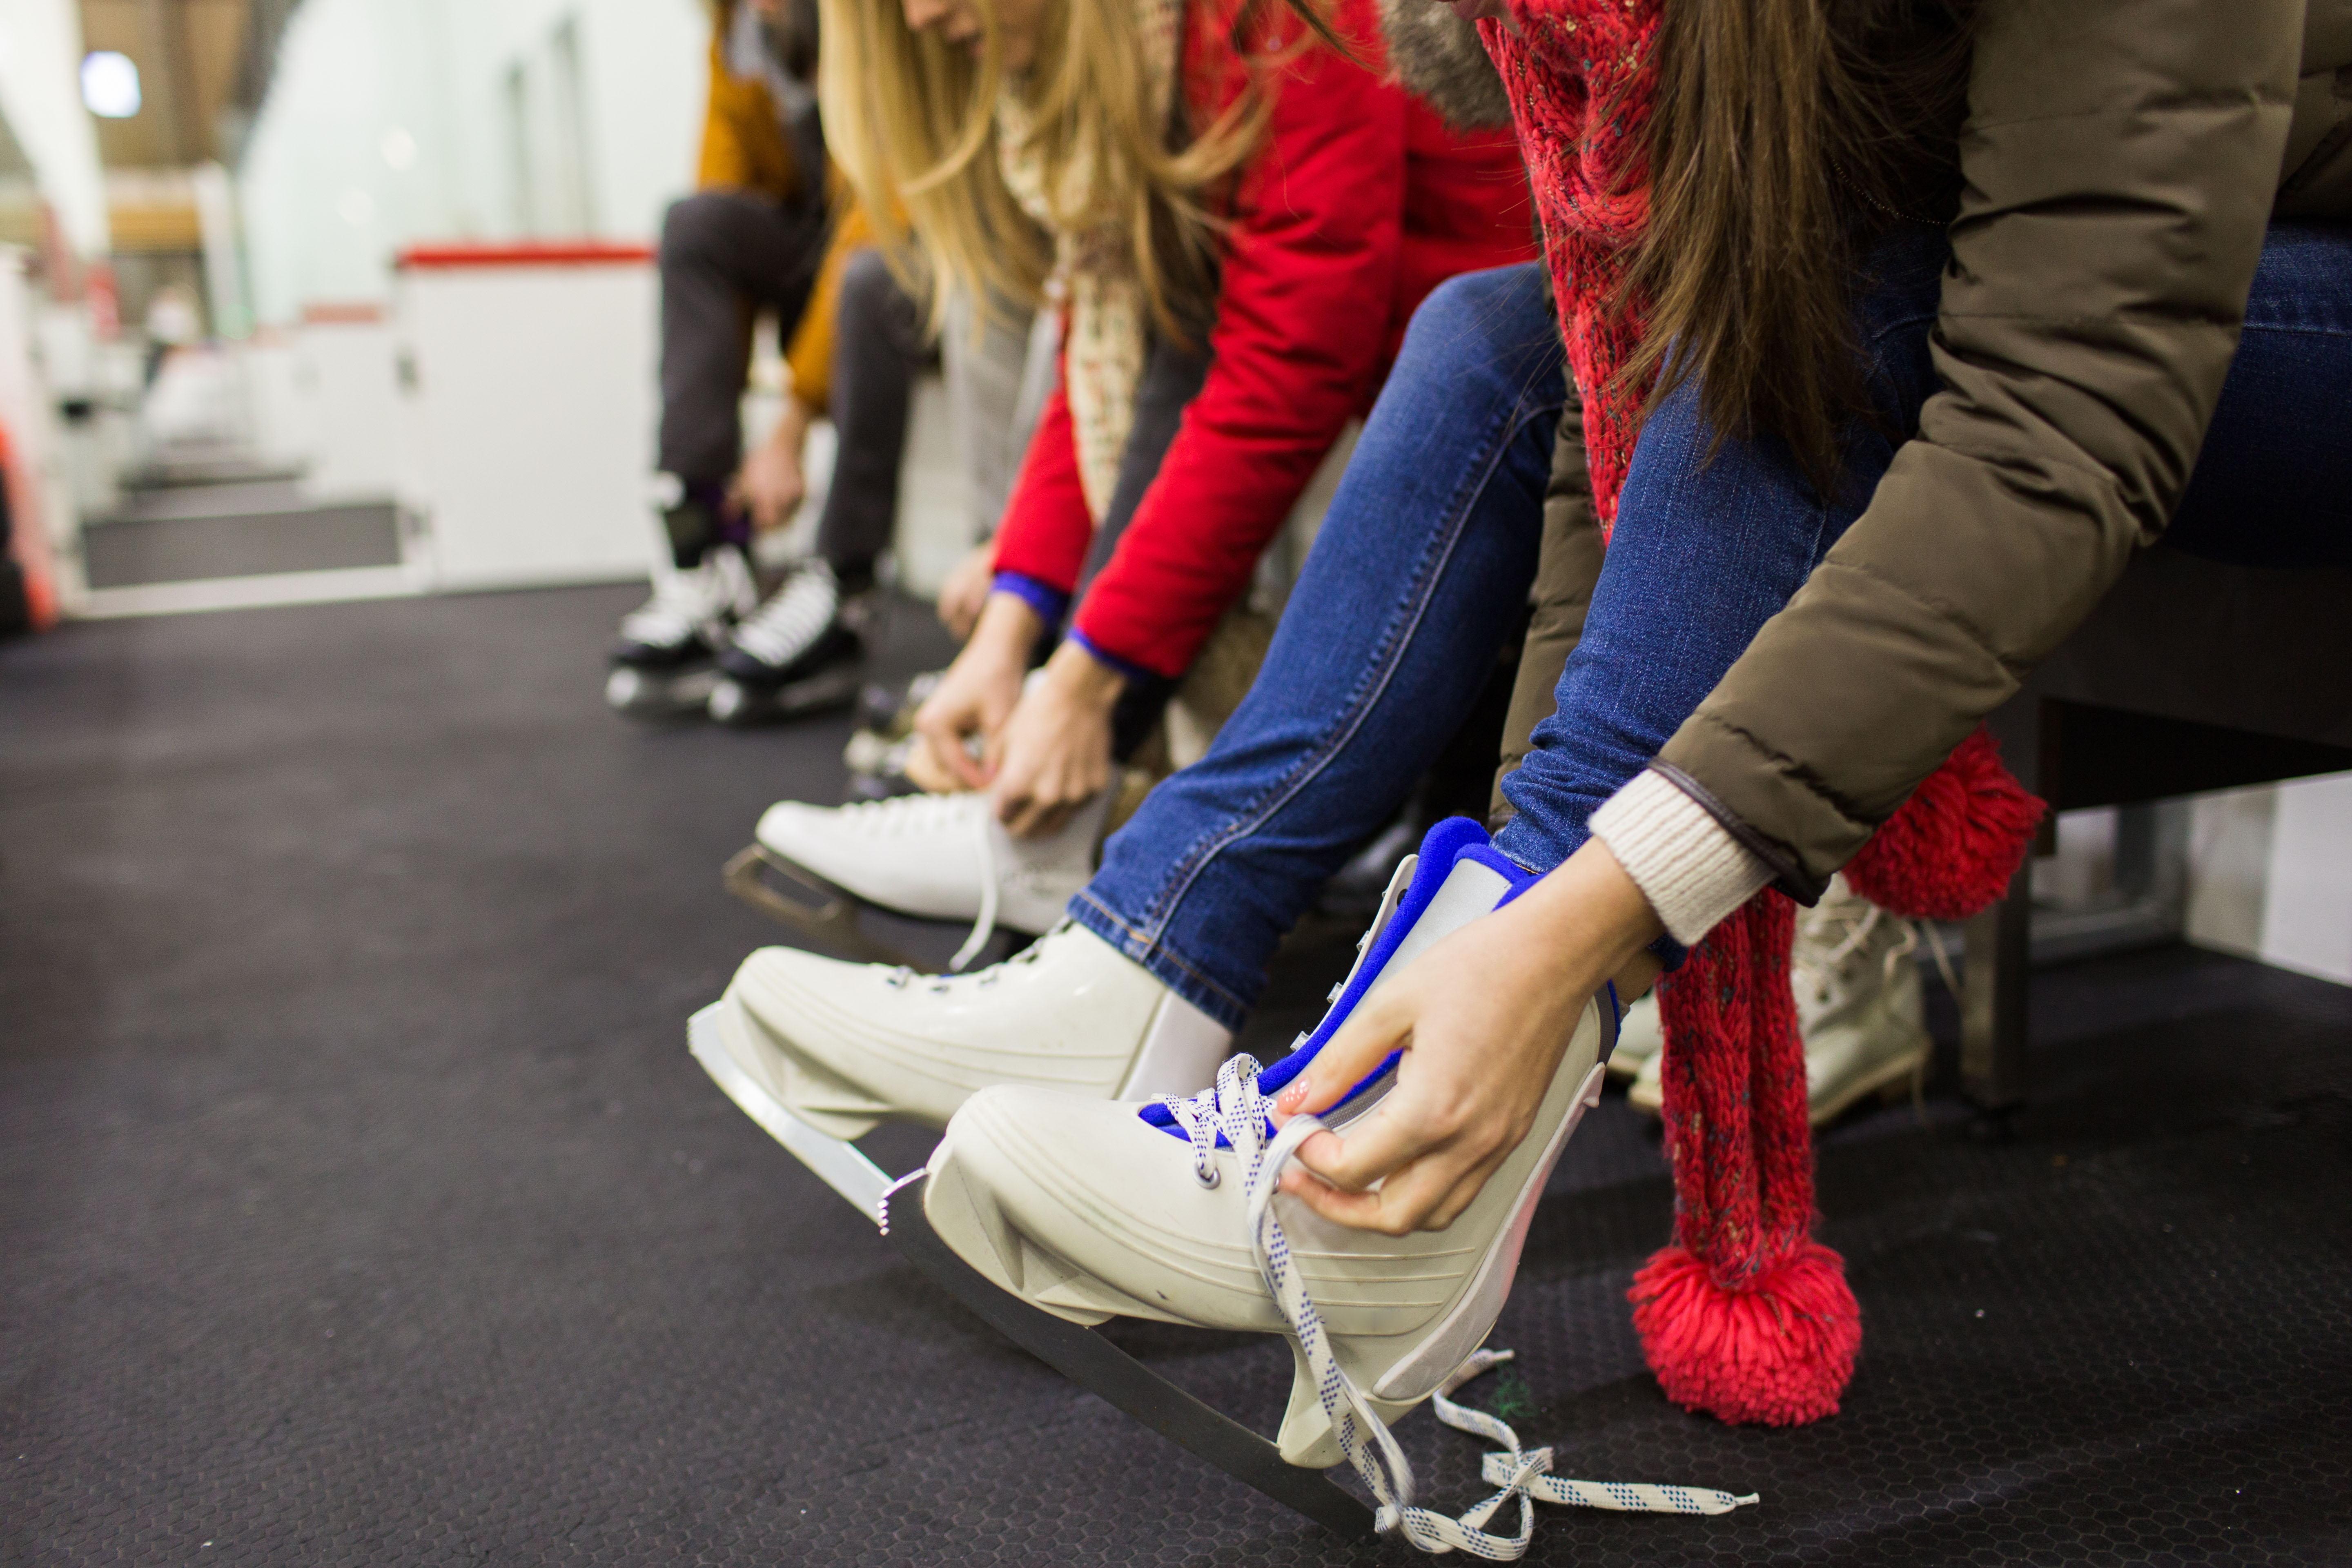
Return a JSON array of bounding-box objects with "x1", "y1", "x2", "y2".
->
[
  {"x1": 937, "y1": 541, "x2": 998, "y2": 641},
  {"x1": 1270, "y1": 838, "x2": 1666, "y2": 1235},
  {"x1": 730, "y1": 397, "x2": 813, "y2": 532},
  {"x1": 912, "y1": 592, "x2": 1039, "y2": 790},
  {"x1": 989, "y1": 640, "x2": 1124, "y2": 837}
]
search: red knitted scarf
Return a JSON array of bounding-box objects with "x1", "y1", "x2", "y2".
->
[
  {"x1": 1476, "y1": 0, "x2": 2042, "y2": 1427},
  {"x1": 1478, "y1": 0, "x2": 1661, "y2": 537}
]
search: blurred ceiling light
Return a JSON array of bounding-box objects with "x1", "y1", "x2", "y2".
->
[
  {"x1": 81, "y1": 51, "x2": 141, "y2": 118},
  {"x1": 381, "y1": 127, "x2": 417, "y2": 171},
  {"x1": 337, "y1": 187, "x2": 375, "y2": 226}
]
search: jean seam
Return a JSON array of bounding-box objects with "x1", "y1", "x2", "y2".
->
[{"x1": 1119, "y1": 379, "x2": 1566, "y2": 969}]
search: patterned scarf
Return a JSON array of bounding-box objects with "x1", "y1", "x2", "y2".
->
[
  {"x1": 1477, "y1": 0, "x2": 1660, "y2": 537},
  {"x1": 1479, "y1": 0, "x2": 1862, "y2": 1428},
  {"x1": 995, "y1": 0, "x2": 1185, "y2": 520}
]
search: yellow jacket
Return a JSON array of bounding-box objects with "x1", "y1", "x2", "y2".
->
[{"x1": 694, "y1": 2, "x2": 869, "y2": 413}]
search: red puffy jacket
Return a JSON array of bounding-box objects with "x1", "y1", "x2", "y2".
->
[{"x1": 990, "y1": 0, "x2": 1535, "y2": 681}]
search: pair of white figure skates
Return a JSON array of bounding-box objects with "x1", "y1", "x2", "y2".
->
[{"x1": 691, "y1": 797, "x2": 1757, "y2": 1550}]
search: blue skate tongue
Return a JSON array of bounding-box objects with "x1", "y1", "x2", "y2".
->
[{"x1": 1143, "y1": 817, "x2": 1535, "y2": 1142}]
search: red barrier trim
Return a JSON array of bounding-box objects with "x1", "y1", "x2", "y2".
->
[{"x1": 396, "y1": 241, "x2": 655, "y2": 270}]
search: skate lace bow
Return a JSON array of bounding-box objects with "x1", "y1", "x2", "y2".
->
[{"x1": 1148, "y1": 1069, "x2": 1758, "y2": 1554}]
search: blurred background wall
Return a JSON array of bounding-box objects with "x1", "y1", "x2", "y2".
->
[{"x1": 238, "y1": 0, "x2": 704, "y2": 324}]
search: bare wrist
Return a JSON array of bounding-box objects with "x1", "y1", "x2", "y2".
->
[
  {"x1": 771, "y1": 396, "x2": 813, "y2": 450},
  {"x1": 1501, "y1": 838, "x2": 1668, "y2": 1002},
  {"x1": 1043, "y1": 638, "x2": 1127, "y2": 710},
  {"x1": 971, "y1": 592, "x2": 1045, "y2": 661}
]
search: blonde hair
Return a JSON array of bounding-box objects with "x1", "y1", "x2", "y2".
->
[{"x1": 817, "y1": 0, "x2": 1288, "y2": 336}]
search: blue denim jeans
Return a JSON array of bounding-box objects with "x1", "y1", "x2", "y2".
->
[{"x1": 1075, "y1": 226, "x2": 2352, "y2": 1031}]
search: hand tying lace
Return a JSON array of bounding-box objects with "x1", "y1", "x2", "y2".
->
[{"x1": 1153, "y1": 1060, "x2": 1759, "y2": 1555}]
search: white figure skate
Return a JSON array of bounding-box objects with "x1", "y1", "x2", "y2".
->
[
  {"x1": 687, "y1": 919, "x2": 1232, "y2": 1219},
  {"x1": 723, "y1": 784, "x2": 1113, "y2": 972},
  {"x1": 885, "y1": 818, "x2": 1755, "y2": 1547},
  {"x1": 605, "y1": 543, "x2": 757, "y2": 715}
]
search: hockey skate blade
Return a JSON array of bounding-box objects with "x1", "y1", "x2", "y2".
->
[
  {"x1": 688, "y1": 1001, "x2": 896, "y2": 1222},
  {"x1": 708, "y1": 666, "x2": 862, "y2": 727},
  {"x1": 606, "y1": 664, "x2": 719, "y2": 715},
  {"x1": 880, "y1": 1170, "x2": 1376, "y2": 1540},
  {"x1": 720, "y1": 845, "x2": 933, "y2": 971}
]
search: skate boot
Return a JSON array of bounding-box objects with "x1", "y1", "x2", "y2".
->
[
  {"x1": 604, "y1": 543, "x2": 757, "y2": 714},
  {"x1": 724, "y1": 784, "x2": 1112, "y2": 972},
  {"x1": 842, "y1": 671, "x2": 944, "y2": 800},
  {"x1": 1628, "y1": 875, "x2": 1931, "y2": 1126},
  {"x1": 908, "y1": 818, "x2": 1754, "y2": 1547},
  {"x1": 1607, "y1": 989, "x2": 1662, "y2": 1081},
  {"x1": 707, "y1": 559, "x2": 866, "y2": 725},
  {"x1": 687, "y1": 919, "x2": 1234, "y2": 1217}
]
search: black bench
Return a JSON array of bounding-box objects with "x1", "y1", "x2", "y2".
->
[{"x1": 1963, "y1": 548, "x2": 2352, "y2": 1114}]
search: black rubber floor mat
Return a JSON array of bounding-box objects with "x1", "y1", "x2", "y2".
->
[{"x1": 3, "y1": 586, "x2": 2348, "y2": 1565}]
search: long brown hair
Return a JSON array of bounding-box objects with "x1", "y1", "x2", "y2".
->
[{"x1": 1624, "y1": 0, "x2": 1978, "y2": 490}]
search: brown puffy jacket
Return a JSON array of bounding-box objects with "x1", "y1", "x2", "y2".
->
[{"x1": 1498, "y1": 0, "x2": 2352, "y2": 900}]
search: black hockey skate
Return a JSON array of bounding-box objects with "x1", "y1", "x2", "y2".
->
[
  {"x1": 707, "y1": 559, "x2": 866, "y2": 725},
  {"x1": 606, "y1": 543, "x2": 758, "y2": 715}
]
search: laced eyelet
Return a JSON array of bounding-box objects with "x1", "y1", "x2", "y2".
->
[{"x1": 1195, "y1": 1166, "x2": 1220, "y2": 1189}]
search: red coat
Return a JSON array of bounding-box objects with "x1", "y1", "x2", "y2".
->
[{"x1": 990, "y1": 0, "x2": 1535, "y2": 680}]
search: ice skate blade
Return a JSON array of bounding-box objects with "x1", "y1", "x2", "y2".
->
[
  {"x1": 606, "y1": 664, "x2": 719, "y2": 716},
  {"x1": 708, "y1": 666, "x2": 862, "y2": 727},
  {"x1": 880, "y1": 1170, "x2": 1376, "y2": 1540},
  {"x1": 720, "y1": 844, "x2": 934, "y2": 971},
  {"x1": 688, "y1": 1001, "x2": 897, "y2": 1221}
]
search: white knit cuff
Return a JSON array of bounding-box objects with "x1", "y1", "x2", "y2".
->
[{"x1": 1589, "y1": 769, "x2": 1775, "y2": 946}]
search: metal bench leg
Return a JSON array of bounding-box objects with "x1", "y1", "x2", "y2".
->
[{"x1": 1962, "y1": 863, "x2": 2032, "y2": 1115}]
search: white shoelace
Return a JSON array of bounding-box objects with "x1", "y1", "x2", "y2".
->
[
  {"x1": 1793, "y1": 885, "x2": 1961, "y2": 1012},
  {"x1": 732, "y1": 561, "x2": 838, "y2": 667},
  {"x1": 1156, "y1": 1058, "x2": 1757, "y2": 1556},
  {"x1": 620, "y1": 552, "x2": 750, "y2": 648}
]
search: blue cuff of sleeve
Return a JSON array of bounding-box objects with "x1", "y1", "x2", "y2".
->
[
  {"x1": 1066, "y1": 627, "x2": 1162, "y2": 686},
  {"x1": 991, "y1": 572, "x2": 1068, "y2": 628}
]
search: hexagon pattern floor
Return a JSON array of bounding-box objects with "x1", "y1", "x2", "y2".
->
[{"x1": 4, "y1": 586, "x2": 2348, "y2": 1565}]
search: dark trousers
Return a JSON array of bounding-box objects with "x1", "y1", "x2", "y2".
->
[
  {"x1": 656, "y1": 189, "x2": 828, "y2": 486},
  {"x1": 816, "y1": 248, "x2": 931, "y2": 590}
]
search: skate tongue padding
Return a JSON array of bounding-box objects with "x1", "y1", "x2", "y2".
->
[
  {"x1": 1116, "y1": 988, "x2": 1236, "y2": 1101},
  {"x1": 1141, "y1": 817, "x2": 1529, "y2": 1140}
]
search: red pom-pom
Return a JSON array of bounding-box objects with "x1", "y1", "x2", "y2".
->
[
  {"x1": 1843, "y1": 728, "x2": 2045, "y2": 922},
  {"x1": 1629, "y1": 1241, "x2": 1861, "y2": 1426}
]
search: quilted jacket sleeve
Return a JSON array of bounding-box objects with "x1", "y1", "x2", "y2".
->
[{"x1": 1651, "y1": 0, "x2": 2305, "y2": 899}]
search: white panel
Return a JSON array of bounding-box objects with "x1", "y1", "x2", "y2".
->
[
  {"x1": 2259, "y1": 773, "x2": 2352, "y2": 987},
  {"x1": 298, "y1": 321, "x2": 403, "y2": 500},
  {"x1": 397, "y1": 260, "x2": 659, "y2": 590}
]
